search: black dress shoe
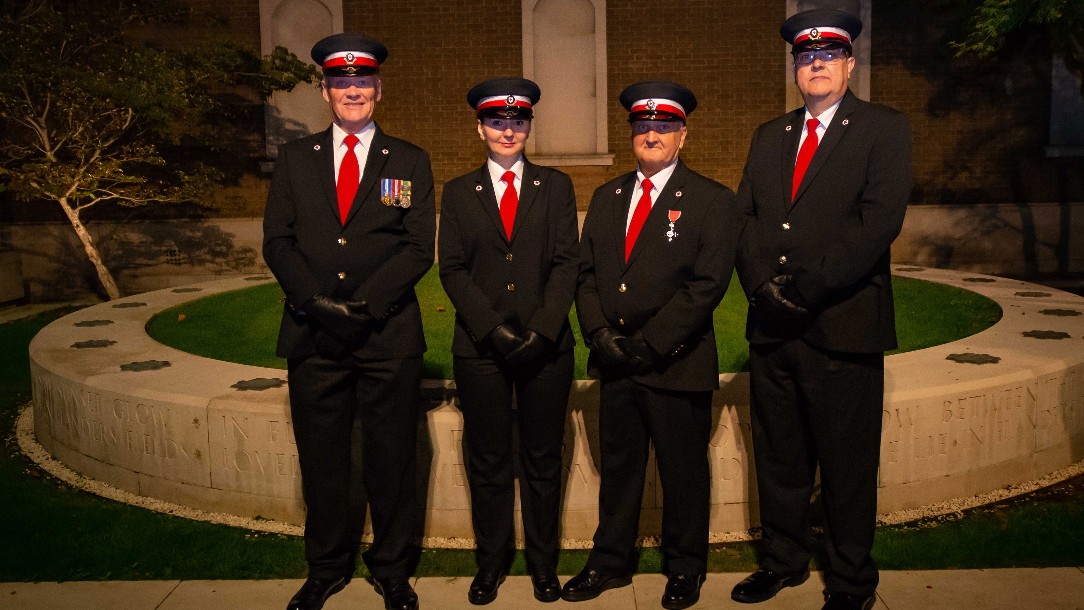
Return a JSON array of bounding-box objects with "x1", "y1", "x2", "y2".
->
[
  {"x1": 823, "y1": 591, "x2": 876, "y2": 610},
  {"x1": 286, "y1": 576, "x2": 348, "y2": 610},
  {"x1": 529, "y1": 569, "x2": 562, "y2": 603},
  {"x1": 731, "y1": 568, "x2": 810, "y2": 603},
  {"x1": 368, "y1": 577, "x2": 419, "y2": 610},
  {"x1": 662, "y1": 573, "x2": 706, "y2": 610},
  {"x1": 560, "y1": 567, "x2": 633, "y2": 602},
  {"x1": 467, "y1": 569, "x2": 506, "y2": 605}
]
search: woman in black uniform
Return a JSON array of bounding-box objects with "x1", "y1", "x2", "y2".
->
[{"x1": 438, "y1": 77, "x2": 578, "y2": 605}]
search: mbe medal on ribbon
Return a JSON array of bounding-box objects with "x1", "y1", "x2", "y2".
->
[
  {"x1": 381, "y1": 178, "x2": 412, "y2": 208},
  {"x1": 666, "y1": 210, "x2": 681, "y2": 242}
]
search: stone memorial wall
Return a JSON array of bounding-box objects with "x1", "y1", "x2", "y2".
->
[{"x1": 28, "y1": 268, "x2": 1084, "y2": 543}]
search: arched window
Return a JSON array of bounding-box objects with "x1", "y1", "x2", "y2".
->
[
  {"x1": 259, "y1": 0, "x2": 343, "y2": 158},
  {"x1": 522, "y1": 0, "x2": 613, "y2": 166}
]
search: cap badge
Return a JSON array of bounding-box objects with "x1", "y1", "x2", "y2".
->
[
  {"x1": 810, "y1": 28, "x2": 821, "y2": 40},
  {"x1": 646, "y1": 100, "x2": 657, "y2": 110},
  {"x1": 345, "y1": 53, "x2": 356, "y2": 64},
  {"x1": 506, "y1": 95, "x2": 516, "y2": 105},
  {"x1": 345, "y1": 66, "x2": 357, "y2": 74}
]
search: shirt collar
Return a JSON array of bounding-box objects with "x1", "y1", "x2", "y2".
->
[
  {"x1": 487, "y1": 156, "x2": 525, "y2": 186},
  {"x1": 805, "y1": 97, "x2": 843, "y2": 129},
  {"x1": 636, "y1": 158, "x2": 680, "y2": 193},
  {"x1": 332, "y1": 121, "x2": 377, "y2": 149}
]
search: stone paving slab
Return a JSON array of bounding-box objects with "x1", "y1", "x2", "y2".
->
[
  {"x1": 0, "y1": 579, "x2": 180, "y2": 610},
  {"x1": 876, "y1": 568, "x2": 1084, "y2": 609},
  {"x1": 4, "y1": 570, "x2": 1084, "y2": 610}
]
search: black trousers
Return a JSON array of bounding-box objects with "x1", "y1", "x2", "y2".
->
[
  {"x1": 749, "y1": 339, "x2": 883, "y2": 596},
  {"x1": 453, "y1": 349, "x2": 573, "y2": 572},
  {"x1": 287, "y1": 353, "x2": 422, "y2": 581},
  {"x1": 586, "y1": 377, "x2": 712, "y2": 576}
]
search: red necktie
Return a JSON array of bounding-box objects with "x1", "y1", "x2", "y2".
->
[
  {"x1": 499, "y1": 170, "x2": 518, "y2": 239},
  {"x1": 336, "y1": 134, "x2": 360, "y2": 225},
  {"x1": 791, "y1": 118, "x2": 820, "y2": 202},
  {"x1": 625, "y1": 177, "x2": 653, "y2": 262}
]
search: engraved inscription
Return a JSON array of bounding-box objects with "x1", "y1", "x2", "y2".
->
[
  {"x1": 32, "y1": 375, "x2": 202, "y2": 481},
  {"x1": 451, "y1": 428, "x2": 466, "y2": 487}
]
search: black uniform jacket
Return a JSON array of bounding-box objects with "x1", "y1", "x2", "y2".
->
[
  {"x1": 577, "y1": 160, "x2": 738, "y2": 393},
  {"x1": 736, "y1": 91, "x2": 912, "y2": 353},
  {"x1": 438, "y1": 160, "x2": 579, "y2": 357},
  {"x1": 263, "y1": 123, "x2": 436, "y2": 360}
]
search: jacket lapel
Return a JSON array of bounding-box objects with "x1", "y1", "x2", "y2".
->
[
  {"x1": 471, "y1": 164, "x2": 507, "y2": 240},
  {"x1": 344, "y1": 124, "x2": 391, "y2": 226},
  {"x1": 780, "y1": 110, "x2": 804, "y2": 209},
  {"x1": 793, "y1": 90, "x2": 858, "y2": 206},
  {"x1": 315, "y1": 128, "x2": 339, "y2": 221},
  {"x1": 512, "y1": 160, "x2": 543, "y2": 241},
  {"x1": 612, "y1": 173, "x2": 638, "y2": 264},
  {"x1": 626, "y1": 162, "x2": 686, "y2": 267}
]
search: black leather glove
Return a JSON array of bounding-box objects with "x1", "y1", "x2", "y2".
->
[
  {"x1": 488, "y1": 323, "x2": 524, "y2": 358},
  {"x1": 505, "y1": 330, "x2": 548, "y2": 365},
  {"x1": 753, "y1": 275, "x2": 809, "y2": 320},
  {"x1": 590, "y1": 327, "x2": 630, "y2": 367},
  {"x1": 620, "y1": 332, "x2": 657, "y2": 375},
  {"x1": 303, "y1": 294, "x2": 373, "y2": 344}
]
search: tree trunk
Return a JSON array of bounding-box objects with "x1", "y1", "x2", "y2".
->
[{"x1": 58, "y1": 198, "x2": 122, "y2": 300}]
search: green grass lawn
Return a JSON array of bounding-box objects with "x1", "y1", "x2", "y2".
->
[
  {"x1": 146, "y1": 269, "x2": 1003, "y2": 379},
  {"x1": 5, "y1": 284, "x2": 1078, "y2": 582}
]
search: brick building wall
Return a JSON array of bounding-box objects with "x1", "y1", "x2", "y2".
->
[
  {"x1": 870, "y1": 3, "x2": 1083, "y2": 204},
  {"x1": 116, "y1": 1, "x2": 1084, "y2": 213},
  {"x1": 339, "y1": 1, "x2": 788, "y2": 206}
]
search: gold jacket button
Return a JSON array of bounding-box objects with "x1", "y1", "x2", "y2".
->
[
  {"x1": 618, "y1": 318, "x2": 625, "y2": 326},
  {"x1": 506, "y1": 283, "x2": 516, "y2": 292},
  {"x1": 618, "y1": 283, "x2": 627, "y2": 293},
  {"x1": 338, "y1": 237, "x2": 347, "y2": 245},
  {"x1": 782, "y1": 223, "x2": 791, "y2": 230},
  {"x1": 337, "y1": 272, "x2": 346, "y2": 280},
  {"x1": 778, "y1": 255, "x2": 788, "y2": 265},
  {"x1": 505, "y1": 253, "x2": 513, "y2": 261}
]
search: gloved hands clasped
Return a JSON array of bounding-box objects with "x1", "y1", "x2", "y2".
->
[
  {"x1": 590, "y1": 327, "x2": 658, "y2": 375},
  {"x1": 488, "y1": 324, "x2": 549, "y2": 366},
  {"x1": 752, "y1": 275, "x2": 809, "y2": 325},
  {"x1": 303, "y1": 294, "x2": 373, "y2": 344}
]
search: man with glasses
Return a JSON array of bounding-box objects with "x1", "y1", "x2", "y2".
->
[
  {"x1": 263, "y1": 33, "x2": 435, "y2": 610},
  {"x1": 730, "y1": 9, "x2": 912, "y2": 610},
  {"x1": 565, "y1": 81, "x2": 738, "y2": 610}
]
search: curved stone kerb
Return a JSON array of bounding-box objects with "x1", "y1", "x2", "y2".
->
[{"x1": 28, "y1": 271, "x2": 1084, "y2": 542}]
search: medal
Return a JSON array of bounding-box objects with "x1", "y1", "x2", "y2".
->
[
  {"x1": 381, "y1": 178, "x2": 412, "y2": 208},
  {"x1": 666, "y1": 210, "x2": 681, "y2": 242}
]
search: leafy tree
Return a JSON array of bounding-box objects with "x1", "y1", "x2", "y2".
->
[
  {"x1": 950, "y1": 0, "x2": 1084, "y2": 96},
  {"x1": 0, "y1": 0, "x2": 319, "y2": 299}
]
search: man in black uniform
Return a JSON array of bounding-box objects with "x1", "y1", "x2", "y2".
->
[
  {"x1": 730, "y1": 10, "x2": 912, "y2": 610},
  {"x1": 263, "y1": 33, "x2": 435, "y2": 610},
  {"x1": 563, "y1": 81, "x2": 738, "y2": 610}
]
